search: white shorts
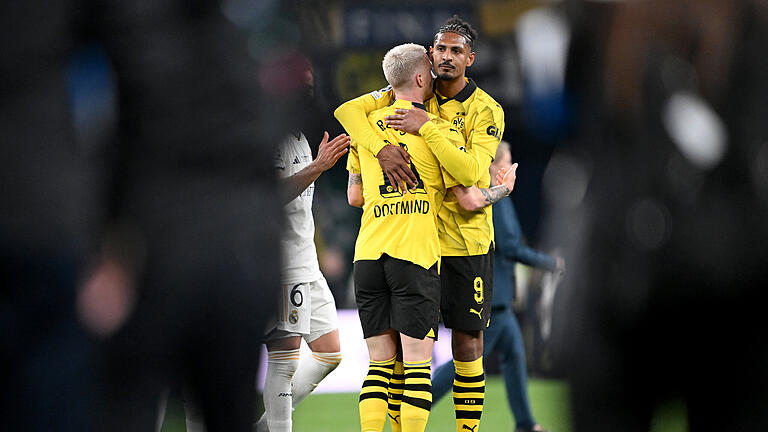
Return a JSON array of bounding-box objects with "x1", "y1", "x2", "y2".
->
[{"x1": 266, "y1": 276, "x2": 338, "y2": 343}]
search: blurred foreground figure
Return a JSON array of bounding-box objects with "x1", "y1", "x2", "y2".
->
[
  {"x1": 1, "y1": 1, "x2": 286, "y2": 431},
  {"x1": 554, "y1": 0, "x2": 768, "y2": 430}
]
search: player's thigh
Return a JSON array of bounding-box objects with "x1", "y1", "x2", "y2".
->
[
  {"x1": 305, "y1": 276, "x2": 339, "y2": 345},
  {"x1": 399, "y1": 333, "x2": 435, "y2": 362},
  {"x1": 384, "y1": 257, "x2": 440, "y2": 340},
  {"x1": 353, "y1": 259, "x2": 391, "y2": 339},
  {"x1": 264, "y1": 282, "x2": 312, "y2": 342},
  {"x1": 440, "y1": 251, "x2": 494, "y2": 331}
]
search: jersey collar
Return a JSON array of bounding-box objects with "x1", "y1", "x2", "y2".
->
[
  {"x1": 435, "y1": 78, "x2": 477, "y2": 105},
  {"x1": 392, "y1": 99, "x2": 427, "y2": 111}
]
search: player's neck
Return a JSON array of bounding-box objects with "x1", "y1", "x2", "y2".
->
[
  {"x1": 436, "y1": 76, "x2": 466, "y2": 99},
  {"x1": 393, "y1": 89, "x2": 424, "y2": 105}
]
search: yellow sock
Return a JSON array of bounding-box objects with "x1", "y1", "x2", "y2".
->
[
  {"x1": 453, "y1": 357, "x2": 485, "y2": 432},
  {"x1": 401, "y1": 359, "x2": 432, "y2": 432},
  {"x1": 388, "y1": 359, "x2": 404, "y2": 432},
  {"x1": 360, "y1": 356, "x2": 396, "y2": 432}
]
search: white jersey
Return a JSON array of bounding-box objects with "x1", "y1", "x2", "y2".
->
[{"x1": 275, "y1": 133, "x2": 322, "y2": 284}]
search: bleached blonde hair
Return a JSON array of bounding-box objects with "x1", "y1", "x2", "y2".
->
[{"x1": 382, "y1": 43, "x2": 431, "y2": 90}]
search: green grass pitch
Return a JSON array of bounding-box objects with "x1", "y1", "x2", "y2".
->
[{"x1": 161, "y1": 377, "x2": 573, "y2": 432}]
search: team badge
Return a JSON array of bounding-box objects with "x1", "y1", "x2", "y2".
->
[{"x1": 289, "y1": 309, "x2": 299, "y2": 324}]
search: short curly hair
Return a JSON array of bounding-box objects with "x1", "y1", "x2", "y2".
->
[{"x1": 434, "y1": 15, "x2": 478, "y2": 49}]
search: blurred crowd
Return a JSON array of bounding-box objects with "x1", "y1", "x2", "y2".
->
[{"x1": 2, "y1": 0, "x2": 768, "y2": 431}]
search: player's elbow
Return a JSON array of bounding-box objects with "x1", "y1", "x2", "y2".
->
[
  {"x1": 449, "y1": 163, "x2": 482, "y2": 188},
  {"x1": 333, "y1": 103, "x2": 352, "y2": 122},
  {"x1": 333, "y1": 105, "x2": 344, "y2": 121},
  {"x1": 348, "y1": 190, "x2": 364, "y2": 207},
  {"x1": 457, "y1": 176, "x2": 477, "y2": 188},
  {"x1": 457, "y1": 194, "x2": 483, "y2": 211},
  {"x1": 348, "y1": 196, "x2": 364, "y2": 208}
]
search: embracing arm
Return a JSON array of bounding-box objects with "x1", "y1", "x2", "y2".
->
[
  {"x1": 334, "y1": 91, "x2": 416, "y2": 191},
  {"x1": 452, "y1": 164, "x2": 518, "y2": 211},
  {"x1": 334, "y1": 91, "x2": 392, "y2": 157},
  {"x1": 419, "y1": 121, "x2": 482, "y2": 187},
  {"x1": 385, "y1": 108, "x2": 482, "y2": 187}
]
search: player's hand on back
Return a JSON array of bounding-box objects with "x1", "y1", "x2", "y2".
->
[
  {"x1": 314, "y1": 132, "x2": 350, "y2": 172},
  {"x1": 376, "y1": 145, "x2": 417, "y2": 192},
  {"x1": 495, "y1": 163, "x2": 518, "y2": 195},
  {"x1": 385, "y1": 108, "x2": 430, "y2": 134}
]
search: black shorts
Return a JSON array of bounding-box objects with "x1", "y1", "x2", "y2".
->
[
  {"x1": 440, "y1": 248, "x2": 493, "y2": 331},
  {"x1": 354, "y1": 255, "x2": 440, "y2": 340}
]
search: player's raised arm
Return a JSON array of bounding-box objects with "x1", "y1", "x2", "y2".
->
[
  {"x1": 279, "y1": 132, "x2": 349, "y2": 204},
  {"x1": 386, "y1": 108, "x2": 482, "y2": 187},
  {"x1": 335, "y1": 90, "x2": 417, "y2": 191},
  {"x1": 334, "y1": 90, "x2": 392, "y2": 155}
]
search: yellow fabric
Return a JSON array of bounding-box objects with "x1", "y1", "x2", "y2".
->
[
  {"x1": 401, "y1": 360, "x2": 432, "y2": 432},
  {"x1": 360, "y1": 357, "x2": 396, "y2": 432},
  {"x1": 434, "y1": 80, "x2": 504, "y2": 257},
  {"x1": 353, "y1": 99, "x2": 450, "y2": 270},
  {"x1": 334, "y1": 86, "x2": 396, "y2": 157},
  {"x1": 452, "y1": 356, "x2": 485, "y2": 432},
  {"x1": 418, "y1": 120, "x2": 480, "y2": 188},
  {"x1": 346, "y1": 139, "x2": 361, "y2": 174},
  {"x1": 336, "y1": 79, "x2": 505, "y2": 257},
  {"x1": 388, "y1": 360, "x2": 405, "y2": 432}
]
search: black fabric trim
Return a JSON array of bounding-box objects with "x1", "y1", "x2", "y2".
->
[
  {"x1": 362, "y1": 379, "x2": 388, "y2": 388},
  {"x1": 404, "y1": 365, "x2": 431, "y2": 371},
  {"x1": 454, "y1": 373, "x2": 485, "y2": 383},
  {"x1": 389, "y1": 382, "x2": 404, "y2": 390},
  {"x1": 402, "y1": 396, "x2": 432, "y2": 411},
  {"x1": 454, "y1": 397, "x2": 484, "y2": 406},
  {"x1": 412, "y1": 102, "x2": 427, "y2": 111},
  {"x1": 367, "y1": 369, "x2": 393, "y2": 378},
  {"x1": 388, "y1": 393, "x2": 403, "y2": 400},
  {"x1": 359, "y1": 391, "x2": 389, "y2": 401},
  {"x1": 453, "y1": 385, "x2": 485, "y2": 393},
  {"x1": 455, "y1": 410, "x2": 483, "y2": 420},
  {"x1": 403, "y1": 383, "x2": 432, "y2": 392},
  {"x1": 404, "y1": 372, "x2": 431, "y2": 380},
  {"x1": 437, "y1": 78, "x2": 477, "y2": 105},
  {"x1": 388, "y1": 403, "x2": 402, "y2": 411}
]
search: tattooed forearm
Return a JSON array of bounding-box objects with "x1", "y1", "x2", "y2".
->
[
  {"x1": 348, "y1": 173, "x2": 362, "y2": 186},
  {"x1": 480, "y1": 185, "x2": 510, "y2": 204}
]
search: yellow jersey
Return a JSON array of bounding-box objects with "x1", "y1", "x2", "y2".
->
[
  {"x1": 350, "y1": 99, "x2": 463, "y2": 269},
  {"x1": 335, "y1": 78, "x2": 505, "y2": 256}
]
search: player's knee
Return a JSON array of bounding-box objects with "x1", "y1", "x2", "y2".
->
[
  {"x1": 268, "y1": 349, "x2": 301, "y2": 379},
  {"x1": 452, "y1": 331, "x2": 483, "y2": 361},
  {"x1": 312, "y1": 350, "x2": 342, "y2": 374}
]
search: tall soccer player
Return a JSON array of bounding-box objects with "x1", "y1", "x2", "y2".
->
[{"x1": 336, "y1": 16, "x2": 506, "y2": 432}]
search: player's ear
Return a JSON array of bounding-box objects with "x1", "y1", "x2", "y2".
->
[
  {"x1": 416, "y1": 72, "x2": 424, "y2": 88},
  {"x1": 466, "y1": 51, "x2": 476, "y2": 67}
]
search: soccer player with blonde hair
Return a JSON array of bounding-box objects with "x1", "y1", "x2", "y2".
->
[
  {"x1": 344, "y1": 42, "x2": 516, "y2": 432},
  {"x1": 336, "y1": 15, "x2": 508, "y2": 432}
]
